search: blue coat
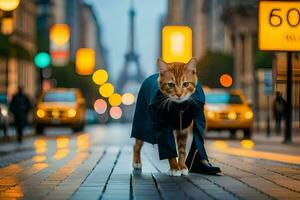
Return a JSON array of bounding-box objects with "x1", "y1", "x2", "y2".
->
[{"x1": 131, "y1": 74, "x2": 208, "y2": 160}]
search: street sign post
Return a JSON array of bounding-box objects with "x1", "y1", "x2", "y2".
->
[
  {"x1": 258, "y1": 0, "x2": 300, "y2": 143},
  {"x1": 263, "y1": 70, "x2": 273, "y2": 137}
]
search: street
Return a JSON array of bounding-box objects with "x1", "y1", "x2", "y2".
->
[{"x1": 0, "y1": 124, "x2": 300, "y2": 200}]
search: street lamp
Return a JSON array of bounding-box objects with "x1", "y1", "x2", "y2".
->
[
  {"x1": 50, "y1": 24, "x2": 70, "y2": 46},
  {"x1": 1, "y1": 17, "x2": 13, "y2": 35},
  {"x1": 162, "y1": 25, "x2": 192, "y2": 63},
  {"x1": 0, "y1": 0, "x2": 20, "y2": 11},
  {"x1": 75, "y1": 48, "x2": 95, "y2": 75}
]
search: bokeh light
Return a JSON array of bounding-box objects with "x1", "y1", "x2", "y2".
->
[
  {"x1": 240, "y1": 140, "x2": 255, "y2": 149},
  {"x1": 0, "y1": 0, "x2": 20, "y2": 11},
  {"x1": 92, "y1": 69, "x2": 108, "y2": 85},
  {"x1": 99, "y1": 83, "x2": 114, "y2": 98},
  {"x1": 76, "y1": 48, "x2": 95, "y2": 75},
  {"x1": 50, "y1": 24, "x2": 70, "y2": 46},
  {"x1": 108, "y1": 93, "x2": 122, "y2": 106},
  {"x1": 122, "y1": 93, "x2": 135, "y2": 105},
  {"x1": 94, "y1": 99, "x2": 107, "y2": 114},
  {"x1": 220, "y1": 74, "x2": 233, "y2": 88},
  {"x1": 1, "y1": 17, "x2": 14, "y2": 35},
  {"x1": 34, "y1": 52, "x2": 51, "y2": 68},
  {"x1": 109, "y1": 106, "x2": 122, "y2": 119}
]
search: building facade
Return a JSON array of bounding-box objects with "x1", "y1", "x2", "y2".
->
[{"x1": 0, "y1": 0, "x2": 37, "y2": 100}]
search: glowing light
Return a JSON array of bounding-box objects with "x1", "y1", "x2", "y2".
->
[
  {"x1": 76, "y1": 48, "x2": 95, "y2": 75},
  {"x1": 67, "y1": 109, "x2": 76, "y2": 117},
  {"x1": 94, "y1": 99, "x2": 107, "y2": 114},
  {"x1": 220, "y1": 74, "x2": 233, "y2": 88},
  {"x1": 108, "y1": 93, "x2": 122, "y2": 106},
  {"x1": 1, "y1": 17, "x2": 13, "y2": 35},
  {"x1": 50, "y1": 24, "x2": 70, "y2": 46},
  {"x1": 52, "y1": 110, "x2": 60, "y2": 118},
  {"x1": 32, "y1": 155, "x2": 46, "y2": 163},
  {"x1": 110, "y1": 106, "x2": 122, "y2": 119},
  {"x1": 34, "y1": 139, "x2": 47, "y2": 154},
  {"x1": 245, "y1": 111, "x2": 254, "y2": 119},
  {"x1": 162, "y1": 25, "x2": 192, "y2": 63},
  {"x1": 77, "y1": 134, "x2": 90, "y2": 152},
  {"x1": 99, "y1": 83, "x2": 114, "y2": 98},
  {"x1": 122, "y1": 93, "x2": 135, "y2": 105},
  {"x1": 36, "y1": 109, "x2": 45, "y2": 118},
  {"x1": 213, "y1": 140, "x2": 228, "y2": 149},
  {"x1": 227, "y1": 112, "x2": 237, "y2": 120},
  {"x1": 206, "y1": 111, "x2": 215, "y2": 119},
  {"x1": 92, "y1": 69, "x2": 108, "y2": 85},
  {"x1": 240, "y1": 140, "x2": 255, "y2": 149},
  {"x1": 0, "y1": 0, "x2": 20, "y2": 11},
  {"x1": 34, "y1": 52, "x2": 51, "y2": 68}
]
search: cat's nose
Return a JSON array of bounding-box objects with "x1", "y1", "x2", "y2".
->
[{"x1": 176, "y1": 94, "x2": 183, "y2": 98}]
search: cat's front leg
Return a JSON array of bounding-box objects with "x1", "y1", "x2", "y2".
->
[
  {"x1": 133, "y1": 139, "x2": 143, "y2": 169},
  {"x1": 168, "y1": 158, "x2": 181, "y2": 176},
  {"x1": 175, "y1": 126, "x2": 190, "y2": 176}
]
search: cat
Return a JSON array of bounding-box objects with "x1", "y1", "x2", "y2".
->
[{"x1": 132, "y1": 57, "x2": 198, "y2": 176}]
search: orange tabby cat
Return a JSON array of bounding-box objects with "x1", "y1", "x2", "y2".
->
[{"x1": 133, "y1": 58, "x2": 197, "y2": 176}]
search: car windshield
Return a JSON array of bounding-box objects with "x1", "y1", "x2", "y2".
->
[
  {"x1": 43, "y1": 92, "x2": 76, "y2": 102},
  {"x1": 206, "y1": 93, "x2": 243, "y2": 104}
]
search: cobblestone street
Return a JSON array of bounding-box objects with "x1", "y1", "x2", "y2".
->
[{"x1": 0, "y1": 124, "x2": 300, "y2": 200}]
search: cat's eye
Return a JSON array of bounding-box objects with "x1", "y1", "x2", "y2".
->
[
  {"x1": 167, "y1": 83, "x2": 175, "y2": 88},
  {"x1": 182, "y1": 82, "x2": 190, "y2": 88}
]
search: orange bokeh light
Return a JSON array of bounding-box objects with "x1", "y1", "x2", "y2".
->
[{"x1": 220, "y1": 74, "x2": 233, "y2": 88}]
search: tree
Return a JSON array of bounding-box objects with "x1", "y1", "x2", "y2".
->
[{"x1": 196, "y1": 50, "x2": 234, "y2": 88}]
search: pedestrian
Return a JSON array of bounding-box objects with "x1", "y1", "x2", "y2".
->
[
  {"x1": 272, "y1": 91, "x2": 287, "y2": 134},
  {"x1": 9, "y1": 86, "x2": 32, "y2": 143}
]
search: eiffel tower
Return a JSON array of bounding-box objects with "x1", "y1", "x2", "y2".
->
[{"x1": 117, "y1": 0, "x2": 144, "y2": 92}]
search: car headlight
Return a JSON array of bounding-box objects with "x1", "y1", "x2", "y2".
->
[
  {"x1": 67, "y1": 109, "x2": 76, "y2": 117},
  {"x1": 228, "y1": 112, "x2": 237, "y2": 120},
  {"x1": 245, "y1": 111, "x2": 253, "y2": 119},
  {"x1": 1, "y1": 108, "x2": 8, "y2": 116},
  {"x1": 36, "y1": 109, "x2": 45, "y2": 118},
  {"x1": 207, "y1": 111, "x2": 215, "y2": 119}
]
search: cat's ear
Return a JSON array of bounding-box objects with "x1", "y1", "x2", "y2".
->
[
  {"x1": 157, "y1": 58, "x2": 169, "y2": 74},
  {"x1": 185, "y1": 57, "x2": 197, "y2": 74}
]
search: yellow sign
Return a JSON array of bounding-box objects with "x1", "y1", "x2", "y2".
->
[
  {"x1": 162, "y1": 26, "x2": 192, "y2": 63},
  {"x1": 259, "y1": 1, "x2": 300, "y2": 51}
]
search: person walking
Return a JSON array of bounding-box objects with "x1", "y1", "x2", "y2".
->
[
  {"x1": 273, "y1": 91, "x2": 287, "y2": 134},
  {"x1": 9, "y1": 87, "x2": 32, "y2": 143}
]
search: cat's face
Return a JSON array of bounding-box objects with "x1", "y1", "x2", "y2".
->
[{"x1": 157, "y1": 58, "x2": 197, "y2": 103}]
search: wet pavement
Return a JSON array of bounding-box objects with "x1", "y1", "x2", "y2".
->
[{"x1": 0, "y1": 124, "x2": 300, "y2": 200}]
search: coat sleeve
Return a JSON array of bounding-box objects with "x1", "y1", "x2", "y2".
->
[
  {"x1": 131, "y1": 77, "x2": 158, "y2": 144},
  {"x1": 193, "y1": 102, "x2": 206, "y2": 139}
]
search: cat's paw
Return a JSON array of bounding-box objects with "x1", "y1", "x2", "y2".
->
[
  {"x1": 181, "y1": 168, "x2": 189, "y2": 176},
  {"x1": 132, "y1": 162, "x2": 142, "y2": 170},
  {"x1": 168, "y1": 169, "x2": 181, "y2": 177}
]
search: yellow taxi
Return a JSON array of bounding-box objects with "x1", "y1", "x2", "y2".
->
[
  {"x1": 35, "y1": 88, "x2": 86, "y2": 134},
  {"x1": 204, "y1": 89, "x2": 254, "y2": 139}
]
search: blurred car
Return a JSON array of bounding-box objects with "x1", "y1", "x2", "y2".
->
[
  {"x1": 35, "y1": 88, "x2": 86, "y2": 134},
  {"x1": 0, "y1": 94, "x2": 9, "y2": 136},
  {"x1": 204, "y1": 89, "x2": 254, "y2": 139}
]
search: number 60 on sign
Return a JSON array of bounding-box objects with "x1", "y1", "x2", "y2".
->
[{"x1": 259, "y1": 0, "x2": 300, "y2": 51}]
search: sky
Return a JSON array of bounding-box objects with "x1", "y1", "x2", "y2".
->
[{"x1": 84, "y1": 0, "x2": 167, "y2": 83}]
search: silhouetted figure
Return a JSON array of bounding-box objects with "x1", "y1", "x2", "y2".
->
[
  {"x1": 9, "y1": 87, "x2": 32, "y2": 143},
  {"x1": 273, "y1": 91, "x2": 287, "y2": 134}
]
